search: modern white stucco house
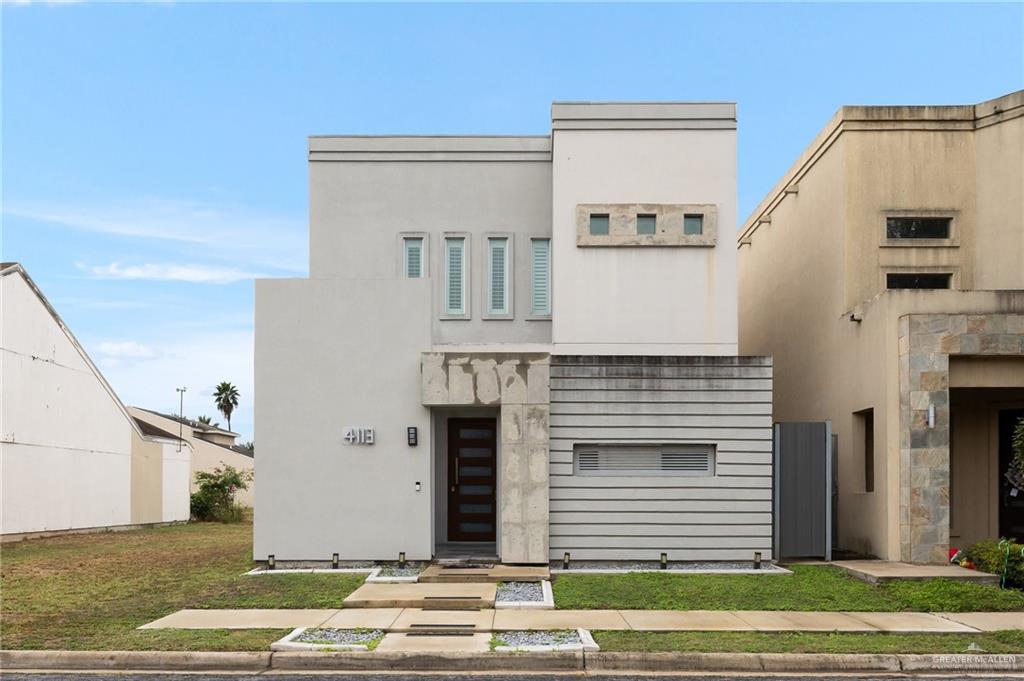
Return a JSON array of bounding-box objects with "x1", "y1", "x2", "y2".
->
[{"x1": 255, "y1": 102, "x2": 773, "y2": 564}]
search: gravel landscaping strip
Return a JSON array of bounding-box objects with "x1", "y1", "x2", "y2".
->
[
  {"x1": 294, "y1": 628, "x2": 383, "y2": 645},
  {"x1": 495, "y1": 630, "x2": 582, "y2": 647},
  {"x1": 274, "y1": 560, "x2": 375, "y2": 569},
  {"x1": 497, "y1": 581, "x2": 545, "y2": 602},
  {"x1": 553, "y1": 560, "x2": 787, "y2": 572},
  {"x1": 376, "y1": 566, "x2": 424, "y2": 577}
]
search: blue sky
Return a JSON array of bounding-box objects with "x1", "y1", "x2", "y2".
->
[{"x1": 3, "y1": 2, "x2": 1022, "y2": 440}]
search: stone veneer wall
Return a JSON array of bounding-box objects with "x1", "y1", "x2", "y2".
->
[
  {"x1": 899, "y1": 313, "x2": 1024, "y2": 563},
  {"x1": 421, "y1": 353, "x2": 550, "y2": 564}
]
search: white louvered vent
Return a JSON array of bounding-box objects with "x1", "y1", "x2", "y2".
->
[{"x1": 575, "y1": 444, "x2": 714, "y2": 477}]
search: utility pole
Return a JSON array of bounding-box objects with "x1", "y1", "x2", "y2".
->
[{"x1": 176, "y1": 386, "x2": 187, "y2": 452}]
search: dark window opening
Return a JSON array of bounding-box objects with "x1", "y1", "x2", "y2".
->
[
  {"x1": 886, "y1": 217, "x2": 951, "y2": 240},
  {"x1": 886, "y1": 273, "x2": 951, "y2": 290},
  {"x1": 855, "y1": 409, "x2": 875, "y2": 493},
  {"x1": 636, "y1": 214, "x2": 656, "y2": 235}
]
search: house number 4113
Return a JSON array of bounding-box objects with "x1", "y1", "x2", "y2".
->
[{"x1": 343, "y1": 427, "x2": 375, "y2": 445}]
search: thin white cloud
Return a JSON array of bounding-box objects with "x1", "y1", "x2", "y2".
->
[
  {"x1": 89, "y1": 329, "x2": 255, "y2": 440},
  {"x1": 6, "y1": 195, "x2": 307, "y2": 273},
  {"x1": 97, "y1": 341, "x2": 161, "y2": 360},
  {"x1": 83, "y1": 262, "x2": 263, "y2": 284}
]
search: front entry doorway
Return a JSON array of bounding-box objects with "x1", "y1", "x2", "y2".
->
[{"x1": 447, "y1": 418, "x2": 497, "y2": 543}]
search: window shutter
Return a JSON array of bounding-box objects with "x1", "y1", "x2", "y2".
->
[
  {"x1": 445, "y1": 238, "x2": 465, "y2": 314},
  {"x1": 531, "y1": 239, "x2": 550, "y2": 316},
  {"x1": 488, "y1": 238, "x2": 507, "y2": 314},
  {"x1": 404, "y1": 238, "x2": 423, "y2": 278}
]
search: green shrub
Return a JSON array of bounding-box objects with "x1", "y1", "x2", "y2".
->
[
  {"x1": 190, "y1": 465, "x2": 252, "y2": 523},
  {"x1": 966, "y1": 539, "x2": 1024, "y2": 589}
]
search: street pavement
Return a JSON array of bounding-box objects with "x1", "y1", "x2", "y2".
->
[{"x1": 3, "y1": 674, "x2": 1022, "y2": 680}]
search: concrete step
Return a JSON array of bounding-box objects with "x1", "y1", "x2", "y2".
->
[
  {"x1": 389, "y1": 607, "x2": 495, "y2": 633},
  {"x1": 419, "y1": 564, "x2": 550, "y2": 583},
  {"x1": 342, "y1": 582, "x2": 496, "y2": 610}
]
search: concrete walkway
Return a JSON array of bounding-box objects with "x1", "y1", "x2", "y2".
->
[
  {"x1": 139, "y1": 607, "x2": 1022, "y2": 633},
  {"x1": 831, "y1": 560, "x2": 1000, "y2": 585}
]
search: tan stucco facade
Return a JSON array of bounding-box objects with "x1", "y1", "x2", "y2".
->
[
  {"x1": 129, "y1": 408, "x2": 255, "y2": 507},
  {"x1": 738, "y1": 91, "x2": 1024, "y2": 562}
]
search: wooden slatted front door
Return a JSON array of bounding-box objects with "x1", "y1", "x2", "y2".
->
[{"x1": 447, "y1": 418, "x2": 497, "y2": 542}]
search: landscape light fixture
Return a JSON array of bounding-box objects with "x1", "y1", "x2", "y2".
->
[
  {"x1": 332, "y1": 553, "x2": 339, "y2": 570},
  {"x1": 562, "y1": 552, "x2": 571, "y2": 570},
  {"x1": 754, "y1": 551, "x2": 762, "y2": 570},
  {"x1": 660, "y1": 553, "x2": 668, "y2": 570},
  {"x1": 398, "y1": 552, "x2": 407, "y2": 569},
  {"x1": 267, "y1": 554, "x2": 275, "y2": 571}
]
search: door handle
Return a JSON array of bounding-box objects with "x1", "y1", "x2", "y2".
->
[{"x1": 455, "y1": 459, "x2": 459, "y2": 485}]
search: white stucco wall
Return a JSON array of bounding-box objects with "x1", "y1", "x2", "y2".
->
[
  {"x1": 161, "y1": 440, "x2": 191, "y2": 522},
  {"x1": 551, "y1": 108, "x2": 739, "y2": 355},
  {"x1": 254, "y1": 277, "x2": 433, "y2": 560},
  {"x1": 1, "y1": 271, "x2": 133, "y2": 535}
]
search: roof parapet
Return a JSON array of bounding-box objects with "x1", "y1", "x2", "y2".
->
[
  {"x1": 551, "y1": 101, "x2": 736, "y2": 131},
  {"x1": 308, "y1": 135, "x2": 551, "y2": 162}
]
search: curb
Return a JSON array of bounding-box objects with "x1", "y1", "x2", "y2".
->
[
  {"x1": 1, "y1": 649, "x2": 1022, "y2": 673},
  {"x1": 272, "y1": 650, "x2": 584, "y2": 671},
  {"x1": 0, "y1": 650, "x2": 271, "y2": 671}
]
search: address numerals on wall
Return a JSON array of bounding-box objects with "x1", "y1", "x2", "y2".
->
[{"x1": 343, "y1": 427, "x2": 375, "y2": 445}]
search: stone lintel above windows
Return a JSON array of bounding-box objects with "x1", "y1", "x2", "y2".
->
[{"x1": 576, "y1": 203, "x2": 718, "y2": 247}]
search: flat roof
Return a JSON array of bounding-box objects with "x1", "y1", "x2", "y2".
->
[{"x1": 738, "y1": 90, "x2": 1024, "y2": 245}]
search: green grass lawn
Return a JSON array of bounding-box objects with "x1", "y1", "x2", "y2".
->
[
  {"x1": 553, "y1": 565, "x2": 1024, "y2": 612},
  {"x1": 4, "y1": 522, "x2": 1023, "y2": 653},
  {"x1": 0, "y1": 521, "x2": 363, "y2": 651},
  {"x1": 594, "y1": 630, "x2": 1024, "y2": 654}
]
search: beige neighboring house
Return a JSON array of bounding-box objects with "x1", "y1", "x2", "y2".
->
[
  {"x1": 129, "y1": 408, "x2": 255, "y2": 507},
  {"x1": 738, "y1": 91, "x2": 1024, "y2": 563},
  {"x1": 1, "y1": 263, "x2": 191, "y2": 540}
]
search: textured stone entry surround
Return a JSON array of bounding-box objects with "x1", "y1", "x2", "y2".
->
[
  {"x1": 898, "y1": 313, "x2": 1024, "y2": 563},
  {"x1": 421, "y1": 353, "x2": 550, "y2": 564}
]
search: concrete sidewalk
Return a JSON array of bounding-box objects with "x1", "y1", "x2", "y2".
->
[{"x1": 139, "y1": 607, "x2": 1023, "y2": 633}]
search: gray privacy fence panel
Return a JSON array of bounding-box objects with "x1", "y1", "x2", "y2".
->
[
  {"x1": 548, "y1": 355, "x2": 774, "y2": 561},
  {"x1": 773, "y1": 421, "x2": 832, "y2": 560}
]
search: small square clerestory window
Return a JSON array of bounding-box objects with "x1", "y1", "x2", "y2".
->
[
  {"x1": 589, "y1": 214, "x2": 610, "y2": 235},
  {"x1": 683, "y1": 214, "x2": 704, "y2": 235},
  {"x1": 636, "y1": 214, "x2": 657, "y2": 235}
]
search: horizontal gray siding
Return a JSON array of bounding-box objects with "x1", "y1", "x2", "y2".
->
[{"x1": 549, "y1": 355, "x2": 774, "y2": 561}]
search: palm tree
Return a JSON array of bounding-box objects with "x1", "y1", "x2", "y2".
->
[
  {"x1": 213, "y1": 382, "x2": 240, "y2": 432},
  {"x1": 196, "y1": 415, "x2": 221, "y2": 427}
]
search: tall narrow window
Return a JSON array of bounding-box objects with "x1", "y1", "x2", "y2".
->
[
  {"x1": 445, "y1": 237, "x2": 466, "y2": 315},
  {"x1": 487, "y1": 237, "x2": 509, "y2": 315},
  {"x1": 531, "y1": 238, "x2": 551, "y2": 316},
  {"x1": 404, "y1": 237, "x2": 424, "y2": 278}
]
